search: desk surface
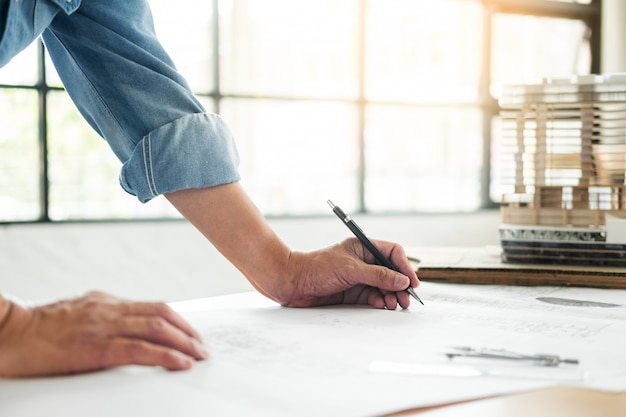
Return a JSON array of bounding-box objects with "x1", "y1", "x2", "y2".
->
[
  {"x1": 1, "y1": 283, "x2": 625, "y2": 417},
  {"x1": 409, "y1": 246, "x2": 626, "y2": 289},
  {"x1": 395, "y1": 386, "x2": 626, "y2": 417}
]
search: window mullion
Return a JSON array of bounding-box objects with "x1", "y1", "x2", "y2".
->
[
  {"x1": 37, "y1": 41, "x2": 50, "y2": 222},
  {"x1": 357, "y1": 0, "x2": 366, "y2": 213}
]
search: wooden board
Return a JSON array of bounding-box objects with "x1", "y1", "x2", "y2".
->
[
  {"x1": 406, "y1": 246, "x2": 626, "y2": 289},
  {"x1": 385, "y1": 386, "x2": 626, "y2": 417}
]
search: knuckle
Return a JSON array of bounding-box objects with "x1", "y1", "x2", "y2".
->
[
  {"x1": 108, "y1": 340, "x2": 150, "y2": 366},
  {"x1": 85, "y1": 290, "x2": 106, "y2": 298},
  {"x1": 376, "y1": 267, "x2": 389, "y2": 284},
  {"x1": 83, "y1": 299, "x2": 104, "y2": 310},
  {"x1": 141, "y1": 302, "x2": 173, "y2": 320},
  {"x1": 145, "y1": 317, "x2": 169, "y2": 335},
  {"x1": 153, "y1": 303, "x2": 173, "y2": 317},
  {"x1": 125, "y1": 340, "x2": 148, "y2": 358}
]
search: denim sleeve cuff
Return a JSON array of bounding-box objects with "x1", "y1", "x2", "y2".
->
[{"x1": 119, "y1": 113, "x2": 241, "y2": 203}]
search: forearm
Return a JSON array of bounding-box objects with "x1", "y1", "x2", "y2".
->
[
  {"x1": 165, "y1": 182, "x2": 295, "y2": 304},
  {"x1": 166, "y1": 182, "x2": 419, "y2": 310}
]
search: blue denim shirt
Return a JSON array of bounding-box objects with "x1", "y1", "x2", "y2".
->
[{"x1": 0, "y1": 0, "x2": 240, "y2": 202}]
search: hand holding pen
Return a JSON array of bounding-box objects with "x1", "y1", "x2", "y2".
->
[{"x1": 328, "y1": 200, "x2": 423, "y2": 306}]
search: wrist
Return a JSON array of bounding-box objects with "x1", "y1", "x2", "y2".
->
[
  {"x1": 0, "y1": 295, "x2": 18, "y2": 378},
  {"x1": 0, "y1": 293, "x2": 32, "y2": 338},
  {"x1": 0, "y1": 295, "x2": 34, "y2": 378},
  {"x1": 238, "y1": 237, "x2": 297, "y2": 306},
  {"x1": 257, "y1": 249, "x2": 329, "y2": 308},
  {"x1": 0, "y1": 296, "x2": 15, "y2": 334}
]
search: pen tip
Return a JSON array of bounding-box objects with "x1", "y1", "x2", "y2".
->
[{"x1": 407, "y1": 287, "x2": 424, "y2": 305}]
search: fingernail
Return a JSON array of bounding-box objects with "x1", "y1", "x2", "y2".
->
[
  {"x1": 194, "y1": 339, "x2": 209, "y2": 359},
  {"x1": 172, "y1": 352, "x2": 194, "y2": 370}
]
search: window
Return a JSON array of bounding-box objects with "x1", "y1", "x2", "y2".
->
[{"x1": 0, "y1": 0, "x2": 600, "y2": 221}]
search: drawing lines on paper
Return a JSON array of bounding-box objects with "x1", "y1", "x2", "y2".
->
[
  {"x1": 197, "y1": 311, "x2": 369, "y2": 378},
  {"x1": 422, "y1": 284, "x2": 626, "y2": 321},
  {"x1": 424, "y1": 299, "x2": 611, "y2": 341}
]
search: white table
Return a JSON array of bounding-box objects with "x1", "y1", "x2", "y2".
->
[{"x1": 2, "y1": 282, "x2": 625, "y2": 417}]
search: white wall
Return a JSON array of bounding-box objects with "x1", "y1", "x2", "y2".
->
[{"x1": 0, "y1": 211, "x2": 500, "y2": 304}]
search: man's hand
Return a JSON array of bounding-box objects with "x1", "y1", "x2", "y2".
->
[
  {"x1": 0, "y1": 291, "x2": 208, "y2": 378},
  {"x1": 281, "y1": 238, "x2": 420, "y2": 310}
]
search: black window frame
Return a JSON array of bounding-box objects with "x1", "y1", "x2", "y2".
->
[{"x1": 0, "y1": 0, "x2": 602, "y2": 223}]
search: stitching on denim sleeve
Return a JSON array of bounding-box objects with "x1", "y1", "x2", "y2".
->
[{"x1": 143, "y1": 134, "x2": 158, "y2": 197}]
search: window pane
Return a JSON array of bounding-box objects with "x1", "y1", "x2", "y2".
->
[
  {"x1": 0, "y1": 89, "x2": 40, "y2": 221},
  {"x1": 489, "y1": 116, "x2": 506, "y2": 202},
  {"x1": 42, "y1": 1, "x2": 215, "y2": 92},
  {"x1": 365, "y1": 0, "x2": 483, "y2": 103},
  {"x1": 0, "y1": 42, "x2": 38, "y2": 86},
  {"x1": 197, "y1": 95, "x2": 215, "y2": 113},
  {"x1": 549, "y1": 0, "x2": 592, "y2": 3},
  {"x1": 219, "y1": 0, "x2": 359, "y2": 99},
  {"x1": 491, "y1": 14, "x2": 591, "y2": 97},
  {"x1": 220, "y1": 99, "x2": 359, "y2": 214},
  {"x1": 47, "y1": 91, "x2": 181, "y2": 220},
  {"x1": 149, "y1": 0, "x2": 214, "y2": 93},
  {"x1": 45, "y1": 50, "x2": 63, "y2": 89},
  {"x1": 365, "y1": 105, "x2": 482, "y2": 212}
]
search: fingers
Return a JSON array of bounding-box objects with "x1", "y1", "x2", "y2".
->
[
  {"x1": 360, "y1": 266, "x2": 416, "y2": 310},
  {"x1": 80, "y1": 292, "x2": 204, "y2": 343},
  {"x1": 83, "y1": 292, "x2": 202, "y2": 341},
  {"x1": 348, "y1": 237, "x2": 420, "y2": 289},
  {"x1": 341, "y1": 238, "x2": 419, "y2": 309},
  {"x1": 89, "y1": 296, "x2": 211, "y2": 371},
  {"x1": 384, "y1": 292, "x2": 399, "y2": 311},
  {"x1": 113, "y1": 315, "x2": 208, "y2": 361},
  {"x1": 341, "y1": 284, "x2": 408, "y2": 310},
  {"x1": 89, "y1": 296, "x2": 209, "y2": 368},
  {"x1": 81, "y1": 292, "x2": 207, "y2": 357},
  {"x1": 98, "y1": 338, "x2": 197, "y2": 371},
  {"x1": 369, "y1": 239, "x2": 420, "y2": 286},
  {"x1": 121, "y1": 301, "x2": 203, "y2": 341}
]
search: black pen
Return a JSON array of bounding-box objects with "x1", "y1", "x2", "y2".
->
[{"x1": 327, "y1": 200, "x2": 423, "y2": 305}]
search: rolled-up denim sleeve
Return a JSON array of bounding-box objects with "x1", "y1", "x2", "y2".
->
[
  {"x1": 121, "y1": 113, "x2": 240, "y2": 203},
  {"x1": 36, "y1": 0, "x2": 240, "y2": 202}
]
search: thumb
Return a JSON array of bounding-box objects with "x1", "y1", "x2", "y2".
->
[{"x1": 360, "y1": 264, "x2": 411, "y2": 293}]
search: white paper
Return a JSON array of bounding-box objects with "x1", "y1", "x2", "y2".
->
[{"x1": 1, "y1": 283, "x2": 625, "y2": 417}]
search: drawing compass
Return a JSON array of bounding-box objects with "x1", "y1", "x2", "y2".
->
[{"x1": 445, "y1": 346, "x2": 579, "y2": 367}]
